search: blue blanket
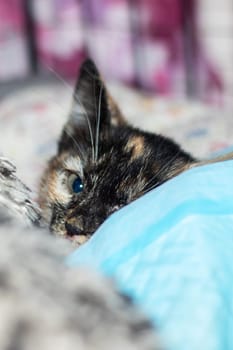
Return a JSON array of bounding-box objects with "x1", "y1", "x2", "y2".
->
[{"x1": 67, "y1": 160, "x2": 233, "y2": 350}]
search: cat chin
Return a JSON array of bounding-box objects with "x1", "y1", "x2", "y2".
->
[
  {"x1": 66, "y1": 233, "x2": 91, "y2": 246},
  {"x1": 50, "y1": 221, "x2": 91, "y2": 246}
]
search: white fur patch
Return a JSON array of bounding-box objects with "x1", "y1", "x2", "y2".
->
[
  {"x1": 63, "y1": 156, "x2": 83, "y2": 176},
  {"x1": 54, "y1": 171, "x2": 72, "y2": 204}
]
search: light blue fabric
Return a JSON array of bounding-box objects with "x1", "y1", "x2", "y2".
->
[{"x1": 66, "y1": 160, "x2": 233, "y2": 350}]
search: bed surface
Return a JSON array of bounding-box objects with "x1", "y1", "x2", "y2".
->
[{"x1": 0, "y1": 81, "x2": 232, "y2": 190}]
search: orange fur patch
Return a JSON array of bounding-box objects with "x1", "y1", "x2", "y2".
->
[
  {"x1": 107, "y1": 95, "x2": 126, "y2": 126},
  {"x1": 125, "y1": 136, "x2": 145, "y2": 160},
  {"x1": 47, "y1": 170, "x2": 71, "y2": 204}
]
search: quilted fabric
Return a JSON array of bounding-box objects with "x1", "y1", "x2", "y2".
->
[{"x1": 67, "y1": 160, "x2": 233, "y2": 350}]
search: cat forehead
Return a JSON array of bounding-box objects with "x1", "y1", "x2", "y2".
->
[{"x1": 63, "y1": 156, "x2": 83, "y2": 174}]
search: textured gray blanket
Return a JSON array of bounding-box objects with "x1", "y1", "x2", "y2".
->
[
  {"x1": 0, "y1": 156, "x2": 42, "y2": 226},
  {"x1": 0, "y1": 157, "x2": 161, "y2": 350}
]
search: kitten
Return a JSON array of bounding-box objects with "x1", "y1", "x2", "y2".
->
[{"x1": 39, "y1": 59, "x2": 233, "y2": 245}]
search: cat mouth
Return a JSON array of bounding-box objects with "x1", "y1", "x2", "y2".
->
[
  {"x1": 66, "y1": 233, "x2": 91, "y2": 246},
  {"x1": 65, "y1": 222, "x2": 92, "y2": 245}
]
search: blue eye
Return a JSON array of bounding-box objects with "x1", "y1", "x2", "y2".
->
[
  {"x1": 68, "y1": 174, "x2": 84, "y2": 194},
  {"x1": 72, "y1": 176, "x2": 83, "y2": 193}
]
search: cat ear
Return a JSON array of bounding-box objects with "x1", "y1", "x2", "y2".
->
[
  {"x1": 72, "y1": 58, "x2": 126, "y2": 127},
  {"x1": 60, "y1": 59, "x2": 109, "y2": 152},
  {"x1": 59, "y1": 59, "x2": 126, "y2": 157}
]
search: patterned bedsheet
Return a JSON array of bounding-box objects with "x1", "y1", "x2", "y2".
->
[{"x1": 0, "y1": 82, "x2": 232, "y2": 193}]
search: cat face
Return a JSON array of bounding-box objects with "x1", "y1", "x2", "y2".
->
[{"x1": 39, "y1": 59, "x2": 195, "y2": 244}]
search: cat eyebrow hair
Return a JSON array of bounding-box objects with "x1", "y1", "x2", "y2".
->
[{"x1": 63, "y1": 156, "x2": 83, "y2": 175}]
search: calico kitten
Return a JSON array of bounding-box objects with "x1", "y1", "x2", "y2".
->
[
  {"x1": 39, "y1": 59, "x2": 197, "y2": 244},
  {"x1": 40, "y1": 59, "x2": 233, "y2": 244}
]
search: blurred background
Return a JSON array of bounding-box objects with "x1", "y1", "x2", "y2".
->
[
  {"x1": 0, "y1": 0, "x2": 232, "y2": 107},
  {"x1": 0, "y1": 0, "x2": 233, "y2": 190}
]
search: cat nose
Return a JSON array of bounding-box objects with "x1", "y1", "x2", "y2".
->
[{"x1": 65, "y1": 221, "x2": 83, "y2": 236}]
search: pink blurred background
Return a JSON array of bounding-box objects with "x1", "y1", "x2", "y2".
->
[{"x1": 0, "y1": 0, "x2": 232, "y2": 107}]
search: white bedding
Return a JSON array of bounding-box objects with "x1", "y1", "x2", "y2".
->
[{"x1": 0, "y1": 82, "x2": 232, "y2": 192}]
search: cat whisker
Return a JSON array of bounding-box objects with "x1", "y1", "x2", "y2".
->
[
  {"x1": 64, "y1": 128, "x2": 86, "y2": 161},
  {"x1": 95, "y1": 84, "x2": 103, "y2": 162},
  {"x1": 73, "y1": 92, "x2": 95, "y2": 162},
  {"x1": 142, "y1": 181, "x2": 160, "y2": 195},
  {"x1": 46, "y1": 65, "x2": 74, "y2": 90}
]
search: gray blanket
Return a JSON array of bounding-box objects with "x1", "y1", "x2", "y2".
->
[{"x1": 0, "y1": 157, "x2": 161, "y2": 350}]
